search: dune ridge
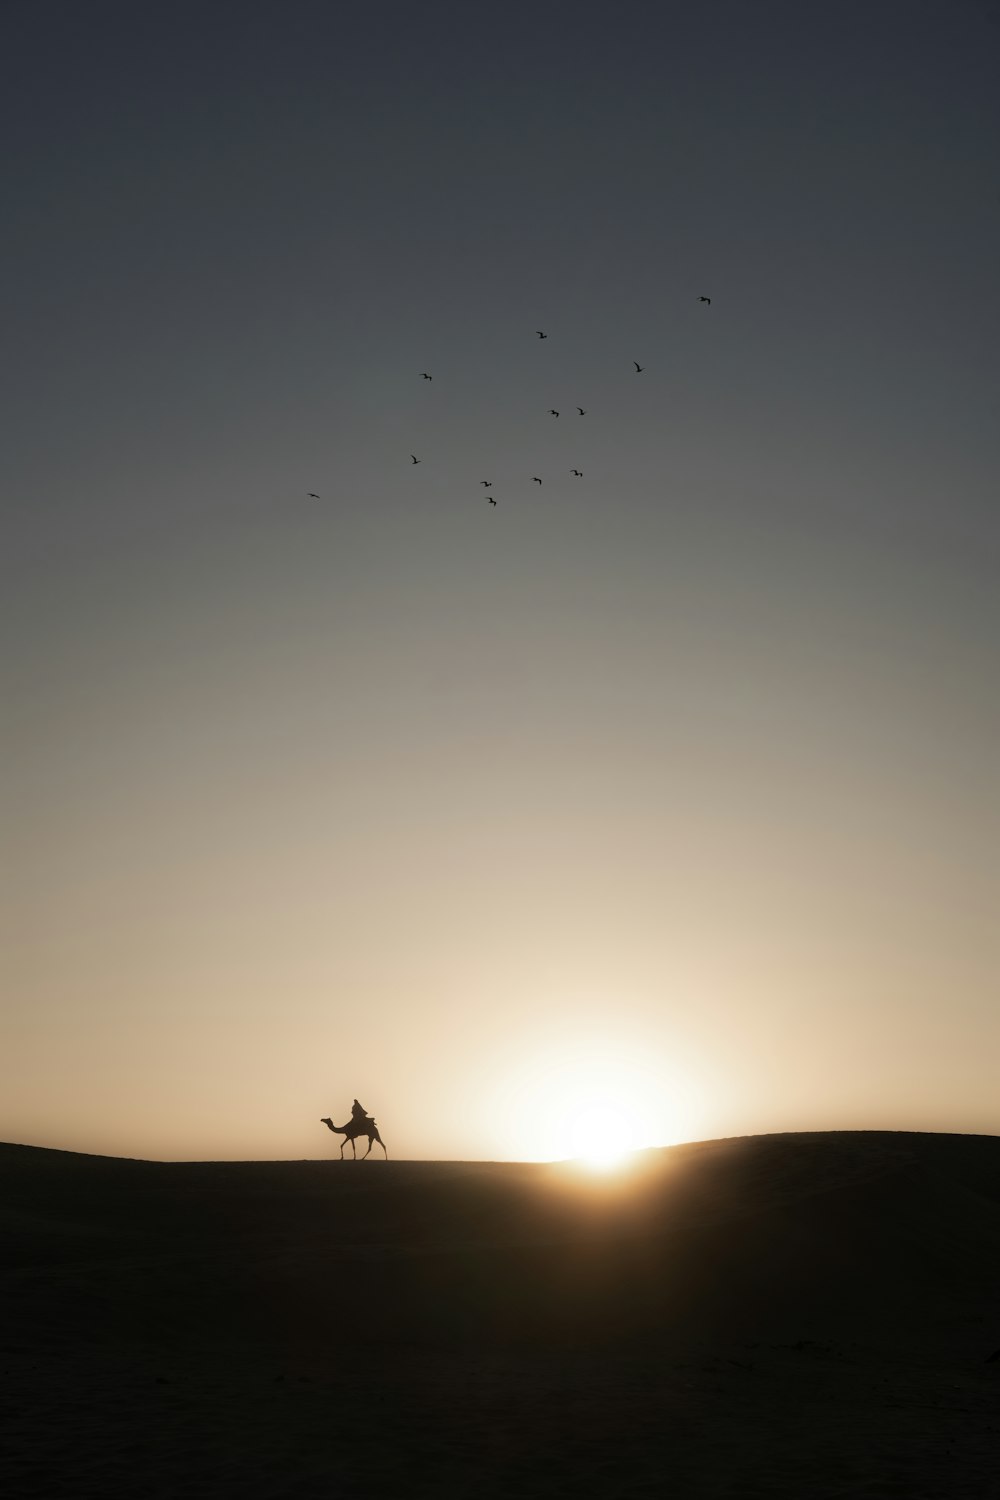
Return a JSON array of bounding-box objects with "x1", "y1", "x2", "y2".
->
[{"x1": 3, "y1": 1131, "x2": 1000, "y2": 1496}]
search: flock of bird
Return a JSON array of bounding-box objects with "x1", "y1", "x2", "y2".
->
[{"x1": 308, "y1": 300, "x2": 712, "y2": 507}]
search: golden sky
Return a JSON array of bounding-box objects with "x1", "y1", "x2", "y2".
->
[{"x1": 3, "y1": 3, "x2": 998, "y2": 1161}]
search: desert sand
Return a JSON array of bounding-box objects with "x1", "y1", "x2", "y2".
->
[{"x1": 3, "y1": 1130, "x2": 1000, "y2": 1497}]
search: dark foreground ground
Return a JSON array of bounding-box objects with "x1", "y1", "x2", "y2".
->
[{"x1": 3, "y1": 1131, "x2": 1000, "y2": 1498}]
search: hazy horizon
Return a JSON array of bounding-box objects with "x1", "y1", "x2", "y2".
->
[{"x1": 3, "y1": 1, "x2": 998, "y2": 1163}]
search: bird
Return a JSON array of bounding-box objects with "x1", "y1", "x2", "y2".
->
[
  {"x1": 532, "y1": 477, "x2": 542, "y2": 484},
  {"x1": 480, "y1": 481, "x2": 492, "y2": 487},
  {"x1": 488, "y1": 497, "x2": 497, "y2": 505},
  {"x1": 420, "y1": 371, "x2": 432, "y2": 379},
  {"x1": 698, "y1": 296, "x2": 711, "y2": 305},
  {"x1": 634, "y1": 362, "x2": 645, "y2": 372},
  {"x1": 577, "y1": 407, "x2": 586, "y2": 415},
  {"x1": 410, "y1": 454, "x2": 421, "y2": 464},
  {"x1": 307, "y1": 492, "x2": 320, "y2": 499},
  {"x1": 570, "y1": 469, "x2": 583, "y2": 477},
  {"x1": 548, "y1": 409, "x2": 559, "y2": 417},
  {"x1": 536, "y1": 330, "x2": 548, "y2": 339}
]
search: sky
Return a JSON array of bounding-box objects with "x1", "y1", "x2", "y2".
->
[{"x1": 2, "y1": 0, "x2": 998, "y2": 1162}]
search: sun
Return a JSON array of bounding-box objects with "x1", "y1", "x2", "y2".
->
[
  {"x1": 568, "y1": 1101, "x2": 636, "y2": 1169},
  {"x1": 487, "y1": 1030, "x2": 705, "y2": 1164}
]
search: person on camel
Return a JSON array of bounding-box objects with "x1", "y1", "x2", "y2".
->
[{"x1": 351, "y1": 1098, "x2": 371, "y2": 1125}]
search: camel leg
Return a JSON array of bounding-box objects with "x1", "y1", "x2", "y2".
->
[
  {"x1": 340, "y1": 1140, "x2": 346, "y2": 1158},
  {"x1": 361, "y1": 1138, "x2": 372, "y2": 1158}
]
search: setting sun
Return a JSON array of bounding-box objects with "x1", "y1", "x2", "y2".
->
[
  {"x1": 486, "y1": 1032, "x2": 706, "y2": 1164},
  {"x1": 568, "y1": 1102, "x2": 636, "y2": 1168}
]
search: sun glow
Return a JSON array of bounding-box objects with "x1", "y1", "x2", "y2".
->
[
  {"x1": 568, "y1": 1102, "x2": 636, "y2": 1169},
  {"x1": 489, "y1": 1029, "x2": 705, "y2": 1165}
]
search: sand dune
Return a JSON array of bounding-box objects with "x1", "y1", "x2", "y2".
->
[{"x1": 3, "y1": 1131, "x2": 1000, "y2": 1496}]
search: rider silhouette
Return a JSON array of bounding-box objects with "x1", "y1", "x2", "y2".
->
[{"x1": 351, "y1": 1098, "x2": 371, "y2": 1124}]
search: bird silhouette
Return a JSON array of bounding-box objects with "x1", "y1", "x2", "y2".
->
[
  {"x1": 577, "y1": 407, "x2": 586, "y2": 415},
  {"x1": 532, "y1": 477, "x2": 542, "y2": 484},
  {"x1": 420, "y1": 371, "x2": 433, "y2": 379},
  {"x1": 488, "y1": 497, "x2": 497, "y2": 505},
  {"x1": 548, "y1": 409, "x2": 559, "y2": 417},
  {"x1": 698, "y1": 296, "x2": 711, "y2": 305},
  {"x1": 410, "y1": 454, "x2": 421, "y2": 464},
  {"x1": 634, "y1": 362, "x2": 645, "y2": 373},
  {"x1": 536, "y1": 330, "x2": 548, "y2": 339},
  {"x1": 480, "y1": 481, "x2": 492, "y2": 487},
  {"x1": 571, "y1": 469, "x2": 583, "y2": 477},
  {"x1": 307, "y1": 493, "x2": 320, "y2": 499}
]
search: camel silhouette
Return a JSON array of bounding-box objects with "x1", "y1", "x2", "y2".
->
[{"x1": 321, "y1": 1116, "x2": 388, "y2": 1159}]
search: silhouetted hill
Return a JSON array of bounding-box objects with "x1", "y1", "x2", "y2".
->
[
  {"x1": 4, "y1": 1131, "x2": 1000, "y2": 1347},
  {"x1": 3, "y1": 1132, "x2": 1000, "y2": 1497}
]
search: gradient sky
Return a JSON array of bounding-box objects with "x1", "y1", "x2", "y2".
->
[{"x1": 3, "y1": 0, "x2": 998, "y2": 1161}]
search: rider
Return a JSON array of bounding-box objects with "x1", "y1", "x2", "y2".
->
[{"x1": 351, "y1": 1098, "x2": 371, "y2": 1125}]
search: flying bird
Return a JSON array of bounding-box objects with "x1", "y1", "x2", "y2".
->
[
  {"x1": 698, "y1": 296, "x2": 711, "y2": 305},
  {"x1": 488, "y1": 497, "x2": 497, "y2": 505},
  {"x1": 634, "y1": 362, "x2": 644, "y2": 373},
  {"x1": 536, "y1": 330, "x2": 548, "y2": 339},
  {"x1": 577, "y1": 407, "x2": 586, "y2": 415},
  {"x1": 307, "y1": 492, "x2": 320, "y2": 499},
  {"x1": 570, "y1": 469, "x2": 583, "y2": 477},
  {"x1": 420, "y1": 371, "x2": 432, "y2": 379},
  {"x1": 532, "y1": 477, "x2": 542, "y2": 484},
  {"x1": 480, "y1": 481, "x2": 492, "y2": 487},
  {"x1": 410, "y1": 454, "x2": 421, "y2": 464},
  {"x1": 548, "y1": 409, "x2": 559, "y2": 417}
]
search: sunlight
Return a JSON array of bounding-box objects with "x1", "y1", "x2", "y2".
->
[
  {"x1": 568, "y1": 1102, "x2": 635, "y2": 1169},
  {"x1": 488, "y1": 1029, "x2": 706, "y2": 1165}
]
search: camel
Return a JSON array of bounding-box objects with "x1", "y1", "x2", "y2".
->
[{"x1": 321, "y1": 1116, "x2": 388, "y2": 1159}]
